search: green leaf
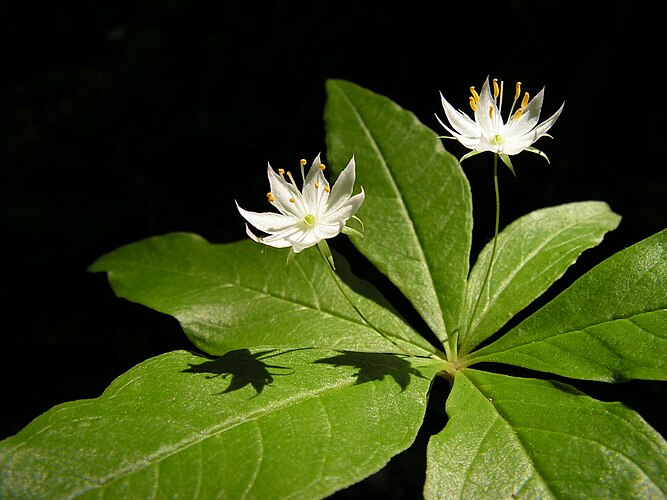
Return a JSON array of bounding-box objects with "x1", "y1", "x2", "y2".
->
[
  {"x1": 324, "y1": 79, "x2": 473, "y2": 345},
  {"x1": 89, "y1": 232, "x2": 438, "y2": 357},
  {"x1": 424, "y1": 369, "x2": 667, "y2": 499},
  {"x1": 1, "y1": 349, "x2": 444, "y2": 499},
  {"x1": 468, "y1": 229, "x2": 667, "y2": 381},
  {"x1": 459, "y1": 201, "x2": 621, "y2": 354}
]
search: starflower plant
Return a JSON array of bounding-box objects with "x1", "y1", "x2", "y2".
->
[
  {"x1": 3, "y1": 79, "x2": 665, "y2": 500},
  {"x1": 437, "y1": 76, "x2": 564, "y2": 173},
  {"x1": 236, "y1": 154, "x2": 364, "y2": 257}
]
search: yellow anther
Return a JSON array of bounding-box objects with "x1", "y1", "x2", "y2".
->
[
  {"x1": 513, "y1": 108, "x2": 524, "y2": 120},
  {"x1": 489, "y1": 105, "x2": 494, "y2": 119},
  {"x1": 493, "y1": 79, "x2": 500, "y2": 99},
  {"x1": 469, "y1": 96, "x2": 478, "y2": 112},
  {"x1": 514, "y1": 82, "x2": 521, "y2": 100},
  {"x1": 469, "y1": 86, "x2": 480, "y2": 103},
  {"x1": 300, "y1": 159, "x2": 307, "y2": 166},
  {"x1": 266, "y1": 192, "x2": 275, "y2": 203},
  {"x1": 278, "y1": 168, "x2": 285, "y2": 175},
  {"x1": 314, "y1": 182, "x2": 319, "y2": 189},
  {"x1": 324, "y1": 186, "x2": 330, "y2": 193},
  {"x1": 289, "y1": 197, "x2": 295, "y2": 203},
  {"x1": 521, "y1": 92, "x2": 530, "y2": 109},
  {"x1": 319, "y1": 163, "x2": 326, "y2": 170}
]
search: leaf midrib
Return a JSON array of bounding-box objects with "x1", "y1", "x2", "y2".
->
[
  {"x1": 106, "y1": 257, "x2": 405, "y2": 338},
  {"x1": 333, "y1": 81, "x2": 447, "y2": 339},
  {"x1": 462, "y1": 208, "x2": 614, "y2": 351},
  {"x1": 65, "y1": 356, "x2": 364, "y2": 496}
]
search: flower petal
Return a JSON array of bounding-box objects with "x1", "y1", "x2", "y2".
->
[
  {"x1": 326, "y1": 156, "x2": 357, "y2": 213},
  {"x1": 244, "y1": 224, "x2": 293, "y2": 249},
  {"x1": 236, "y1": 202, "x2": 297, "y2": 233},
  {"x1": 326, "y1": 189, "x2": 365, "y2": 224},
  {"x1": 439, "y1": 93, "x2": 481, "y2": 141},
  {"x1": 474, "y1": 77, "x2": 496, "y2": 136},
  {"x1": 530, "y1": 101, "x2": 564, "y2": 140},
  {"x1": 505, "y1": 87, "x2": 545, "y2": 137},
  {"x1": 267, "y1": 164, "x2": 306, "y2": 217},
  {"x1": 305, "y1": 153, "x2": 322, "y2": 186}
]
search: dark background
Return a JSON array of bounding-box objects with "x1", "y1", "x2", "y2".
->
[{"x1": 1, "y1": 0, "x2": 665, "y2": 496}]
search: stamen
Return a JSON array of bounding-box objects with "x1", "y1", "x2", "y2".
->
[
  {"x1": 513, "y1": 108, "x2": 524, "y2": 120},
  {"x1": 289, "y1": 197, "x2": 295, "y2": 203},
  {"x1": 286, "y1": 171, "x2": 297, "y2": 185},
  {"x1": 469, "y1": 96, "x2": 478, "y2": 112},
  {"x1": 469, "y1": 86, "x2": 480, "y2": 103},
  {"x1": 324, "y1": 186, "x2": 330, "y2": 193},
  {"x1": 521, "y1": 92, "x2": 530, "y2": 109},
  {"x1": 278, "y1": 168, "x2": 285, "y2": 175},
  {"x1": 300, "y1": 159, "x2": 307, "y2": 166},
  {"x1": 314, "y1": 182, "x2": 319, "y2": 189},
  {"x1": 266, "y1": 192, "x2": 275, "y2": 203},
  {"x1": 489, "y1": 105, "x2": 494, "y2": 119},
  {"x1": 319, "y1": 163, "x2": 326, "y2": 170},
  {"x1": 493, "y1": 79, "x2": 500, "y2": 99},
  {"x1": 514, "y1": 82, "x2": 521, "y2": 100}
]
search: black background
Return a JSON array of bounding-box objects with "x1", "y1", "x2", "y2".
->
[{"x1": 1, "y1": 0, "x2": 665, "y2": 496}]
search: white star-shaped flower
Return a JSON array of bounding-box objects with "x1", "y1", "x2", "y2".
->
[
  {"x1": 236, "y1": 155, "x2": 365, "y2": 253},
  {"x1": 437, "y1": 77, "x2": 564, "y2": 172}
]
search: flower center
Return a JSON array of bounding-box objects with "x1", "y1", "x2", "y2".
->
[
  {"x1": 490, "y1": 134, "x2": 504, "y2": 146},
  {"x1": 304, "y1": 214, "x2": 316, "y2": 225}
]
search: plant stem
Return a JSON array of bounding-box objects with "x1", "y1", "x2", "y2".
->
[
  {"x1": 316, "y1": 243, "x2": 415, "y2": 357},
  {"x1": 462, "y1": 154, "x2": 500, "y2": 353}
]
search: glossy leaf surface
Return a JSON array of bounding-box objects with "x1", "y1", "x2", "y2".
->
[
  {"x1": 325, "y1": 79, "x2": 473, "y2": 345},
  {"x1": 469, "y1": 229, "x2": 667, "y2": 381},
  {"x1": 90, "y1": 233, "x2": 437, "y2": 357},
  {"x1": 1, "y1": 349, "x2": 443, "y2": 498},
  {"x1": 459, "y1": 201, "x2": 620, "y2": 353},
  {"x1": 424, "y1": 369, "x2": 667, "y2": 498}
]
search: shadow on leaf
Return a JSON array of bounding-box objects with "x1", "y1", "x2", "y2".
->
[
  {"x1": 314, "y1": 351, "x2": 426, "y2": 391},
  {"x1": 183, "y1": 349, "x2": 298, "y2": 396}
]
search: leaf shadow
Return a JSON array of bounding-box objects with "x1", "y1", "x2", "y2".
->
[
  {"x1": 313, "y1": 351, "x2": 426, "y2": 391},
  {"x1": 182, "y1": 348, "x2": 302, "y2": 396}
]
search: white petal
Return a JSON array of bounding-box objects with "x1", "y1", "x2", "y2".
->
[
  {"x1": 502, "y1": 134, "x2": 539, "y2": 155},
  {"x1": 265, "y1": 165, "x2": 302, "y2": 215},
  {"x1": 530, "y1": 101, "x2": 564, "y2": 139},
  {"x1": 327, "y1": 189, "x2": 365, "y2": 224},
  {"x1": 475, "y1": 77, "x2": 496, "y2": 135},
  {"x1": 236, "y1": 202, "x2": 296, "y2": 233},
  {"x1": 245, "y1": 224, "x2": 292, "y2": 249},
  {"x1": 439, "y1": 92, "x2": 481, "y2": 140},
  {"x1": 288, "y1": 230, "x2": 321, "y2": 253},
  {"x1": 314, "y1": 222, "x2": 343, "y2": 240},
  {"x1": 436, "y1": 114, "x2": 481, "y2": 149},
  {"x1": 326, "y1": 156, "x2": 357, "y2": 213},
  {"x1": 504, "y1": 101, "x2": 564, "y2": 154},
  {"x1": 506, "y1": 87, "x2": 545, "y2": 137},
  {"x1": 303, "y1": 166, "x2": 329, "y2": 214}
]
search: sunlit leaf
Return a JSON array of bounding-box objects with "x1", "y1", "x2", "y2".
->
[
  {"x1": 458, "y1": 201, "x2": 620, "y2": 354},
  {"x1": 1, "y1": 349, "x2": 444, "y2": 498},
  {"x1": 90, "y1": 233, "x2": 438, "y2": 357},
  {"x1": 424, "y1": 369, "x2": 667, "y2": 498},
  {"x1": 468, "y1": 229, "x2": 667, "y2": 381},
  {"x1": 325, "y1": 79, "x2": 473, "y2": 346}
]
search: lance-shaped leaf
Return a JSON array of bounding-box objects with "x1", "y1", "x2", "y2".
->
[
  {"x1": 424, "y1": 369, "x2": 667, "y2": 499},
  {"x1": 0, "y1": 349, "x2": 445, "y2": 499},
  {"x1": 89, "y1": 232, "x2": 438, "y2": 357},
  {"x1": 324, "y1": 79, "x2": 473, "y2": 345},
  {"x1": 467, "y1": 229, "x2": 667, "y2": 381},
  {"x1": 458, "y1": 201, "x2": 621, "y2": 354}
]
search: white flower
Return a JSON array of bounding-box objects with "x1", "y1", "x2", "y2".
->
[
  {"x1": 236, "y1": 155, "x2": 365, "y2": 253},
  {"x1": 437, "y1": 77, "x2": 564, "y2": 172}
]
